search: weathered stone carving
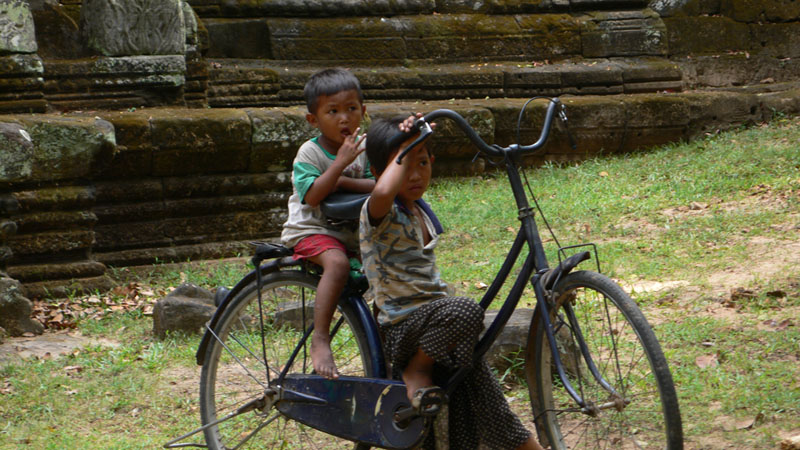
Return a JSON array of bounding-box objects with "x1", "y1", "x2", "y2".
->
[
  {"x1": 581, "y1": 10, "x2": 668, "y2": 58},
  {"x1": 0, "y1": 0, "x2": 37, "y2": 54},
  {"x1": 81, "y1": 0, "x2": 186, "y2": 56},
  {"x1": 0, "y1": 121, "x2": 35, "y2": 183},
  {"x1": 0, "y1": 116, "x2": 115, "y2": 183}
]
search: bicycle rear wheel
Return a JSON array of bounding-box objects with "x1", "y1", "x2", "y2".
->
[
  {"x1": 527, "y1": 270, "x2": 682, "y2": 449},
  {"x1": 199, "y1": 270, "x2": 374, "y2": 450}
]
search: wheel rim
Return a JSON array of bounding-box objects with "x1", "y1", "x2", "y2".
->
[
  {"x1": 201, "y1": 273, "x2": 369, "y2": 449},
  {"x1": 534, "y1": 282, "x2": 672, "y2": 449}
]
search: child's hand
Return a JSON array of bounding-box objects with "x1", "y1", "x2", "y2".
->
[
  {"x1": 399, "y1": 113, "x2": 436, "y2": 133},
  {"x1": 399, "y1": 113, "x2": 423, "y2": 132},
  {"x1": 335, "y1": 127, "x2": 366, "y2": 166}
]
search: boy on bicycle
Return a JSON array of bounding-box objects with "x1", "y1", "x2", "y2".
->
[
  {"x1": 359, "y1": 116, "x2": 544, "y2": 450},
  {"x1": 281, "y1": 68, "x2": 374, "y2": 379}
]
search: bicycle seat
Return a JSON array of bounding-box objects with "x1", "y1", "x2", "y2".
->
[
  {"x1": 251, "y1": 241, "x2": 293, "y2": 260},
  {"x1": 320, "y1": 192, "x2": 369, "y2": 220}
]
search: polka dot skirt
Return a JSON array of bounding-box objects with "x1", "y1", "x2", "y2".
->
[{"x1": 382, "y1": 297, "x2": 531, "y2": 450}]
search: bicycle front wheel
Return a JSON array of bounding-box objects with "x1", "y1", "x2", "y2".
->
[
  {"x1": 199, "y1": 270, "x2": 374, "y2": 450},
  {"x1": 527, "y1": 270, "x2": 682, "y2": 449}
]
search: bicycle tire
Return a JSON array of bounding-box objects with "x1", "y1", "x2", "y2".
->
[
  {"x1": 200, "y1": 269, "x2": 375, "y2": 450},
  {"x1": 526, "y1": 270, "x2": 683, "y2": 449}
]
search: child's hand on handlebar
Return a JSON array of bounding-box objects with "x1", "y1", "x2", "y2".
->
[
  {"x1": 398, "y1": 113, "x2": 436, "y2": 133},
  {"x1": 398, "y1": 113, "x2": 423, "y2": 132}
]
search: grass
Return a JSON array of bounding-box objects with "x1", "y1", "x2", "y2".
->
[{"x1": 1, "y1": 116, "x2": 799, "y2": 449}]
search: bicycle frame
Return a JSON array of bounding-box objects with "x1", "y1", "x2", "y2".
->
[{"x1": 413, "y1": 99, "x2": 621, "y2": 412}]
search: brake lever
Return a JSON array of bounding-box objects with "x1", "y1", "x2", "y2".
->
[
  {"x1": 395, "y1": 119, "x2": 433, "y2": 164},
  {"x1": 558, "y1": 103, "x2": 578, "y2": 151}
]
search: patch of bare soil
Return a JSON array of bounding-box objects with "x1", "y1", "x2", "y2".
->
[
  {"x1": 0, "y1": 330, "x2": 119, "y2": 366},
  {"x1": 621, "y1": 183, "x2": 800, "y2": 297},
  {"x1": 617, "y1": 187, "x2": 800, "y2": 449}
]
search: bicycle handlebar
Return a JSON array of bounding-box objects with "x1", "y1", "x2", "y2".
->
[{"x1": 392, "y1": 97, "x2": 564, "y2": 164}]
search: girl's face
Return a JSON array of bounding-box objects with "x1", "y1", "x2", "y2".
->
[{"x1": 396, "y1": 141, "x2": 434, "y2": 207}]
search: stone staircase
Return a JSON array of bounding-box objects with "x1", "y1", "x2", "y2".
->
[{"x1": 1, "y1": 0, "x2": 800, "y2": 297}]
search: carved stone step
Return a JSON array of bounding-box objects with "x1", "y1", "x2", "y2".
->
[{"x1": 206, "y1": 58, "x2": 685, "y2": 108}]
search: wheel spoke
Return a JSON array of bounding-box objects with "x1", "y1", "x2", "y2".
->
[
  {"x1": 199, "y1": 270, "x2": 373, "y2": 449},
  {"x1": 527, "y1": 271, "x2": 682, "y2": 450}
]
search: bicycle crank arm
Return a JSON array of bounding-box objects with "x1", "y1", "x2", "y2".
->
[
  {"x1": 277, "y1": 374, "x2": 426, "y2": 449},
  {"x1": 163, "y1": 396, "x2": 269, "y2": 448}
]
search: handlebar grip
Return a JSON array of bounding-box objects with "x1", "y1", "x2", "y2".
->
[{"x1": 394, "y1": 120, "x2": 433, "y2": 164}]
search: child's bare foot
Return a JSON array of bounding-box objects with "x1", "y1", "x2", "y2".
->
[
  {"x1": 402, "y1": 362, "x2": 434, "y2": 403},
  {"x1": 311, "y1": 333, "x2": 339, "y2": 379}
]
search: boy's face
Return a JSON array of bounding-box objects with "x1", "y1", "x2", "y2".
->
[
  {"x1": 395, "y1": 139, "x2": 434, "y2": 206},
  {"x1": 306, "y1": 89, "x2": 365, "y2": 152}
]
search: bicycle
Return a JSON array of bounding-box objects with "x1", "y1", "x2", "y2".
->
[{"x1": 165, "y1": 97, "x2": 683, "y2": 449}]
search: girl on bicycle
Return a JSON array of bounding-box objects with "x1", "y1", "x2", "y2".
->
[{"x1": 358, "y1": 116, "x2": 544, "y2": 450}]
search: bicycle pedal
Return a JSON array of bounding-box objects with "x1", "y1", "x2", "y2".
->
[{"x1": 412, "y1": 386, "x2": 445, "y2": 417}]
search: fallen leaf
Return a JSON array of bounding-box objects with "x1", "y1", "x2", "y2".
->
[
  {"x1": 695, "y1": 354, "x2": 718, "y2": 369},
  {"x1": 475, "y1": 282, "x2": 488, "y2": 290},
  {"x1": 599, "y1": 171, "x2": 609, "y2": 177},
  {"x1": 735, "y1": 412, "x2": 763, "y2": 430},
  {"x1": 64, "y1": 365, "x2": 83, "y2": 374},
  {"x1": 689, "y1": 201, "x2": 708, "y2": 210}
]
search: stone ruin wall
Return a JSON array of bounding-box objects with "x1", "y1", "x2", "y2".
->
[{"x1": 1, "y1": 0, "x2": 800, "y2": 301}]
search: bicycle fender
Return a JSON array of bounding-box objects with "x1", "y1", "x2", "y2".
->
[
  {"x1": 194, "y1": 258, "x2": 294, "y2": 365},
  {"x1": 539, "y1": 251, "x2": 591, "y2": 291},
  {"x1": 341, "y1": 295, "x2": 388, "y2": 379}
]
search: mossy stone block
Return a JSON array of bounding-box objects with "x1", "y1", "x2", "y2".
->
[
  {"x1": 94, "y1": 180, "x2": 163, "y2": 203},
  {"x1": 664, "y1": 16, "x2": 750, "y2": 55},
  {"x1": 163, "y1": 173, "x2": 289, "y2": 197},
  {"x1": 95, "y1": 111, "x2": 154, "y2": 178},
  {"x1": 0, "y1": 116, "x2": 115, "y2": 184},
  {"x1": 721, "y1": 0, "x2": 800, "y2": 22},
  {"x1": 0, "y1": 0, "x2": 37, "y2": 54},
  {"x1": 0, "y1": 121, "x2": 35, "y2": 184},
  {"x1": 209, "y1": 0, "x2": 434, "y2": 17},
  {"x1": 749, "y1": 23, "x2": 800, "y2": 58},
  {"x1": 7, "y1": 260, "x2": 107, "y2": 283},
  {"x1": 14, "y1": 210, "x2": 97, "y2": 234},
  {"x1": 12, "y1": 186, "x2": 96, "y2": 212},
  {"x1": 246, "y1": 107, "x2": 315, "y2": 172},
  {"x1": 31, "y1": 1, "x2": 87, "y2": 59},
  {"x1": 558, "y1": 96, "x2": 627, "y2": 154},
  {"x1": 682, "y1": 90, "x2": 760, "y2": 138},
  {"x1": 267, "y1": 16, "x2": 405, "y2": 60},
  {"x1": 204, "y1": 18, "x2": 271, "y2": 58},
  {"x1": 150, "y1": 108, "x2": 252, "y2": 176},
  {"x1": 9, "y1": 229, "x2": 95, "y2": 257}
]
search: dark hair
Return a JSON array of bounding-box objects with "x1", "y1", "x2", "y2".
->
[
  {"x1": 304, "y1": 68, "x2": 364, "y2": 114},
  {"x1": 365, "y1": 116, "x2": 417, "y2": 175}
]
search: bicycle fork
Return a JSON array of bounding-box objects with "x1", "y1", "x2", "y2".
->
[{"x1": 530, "y1": 272, "x2": 628, "y2": 416}]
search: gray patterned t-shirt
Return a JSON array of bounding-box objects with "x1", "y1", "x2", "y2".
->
[
  {"x1": 359, "y1": 198, "x2": 451, "y2": 326},
  {"x1": 281, "y1": 137, "x2": 372, "y2": 250}
]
